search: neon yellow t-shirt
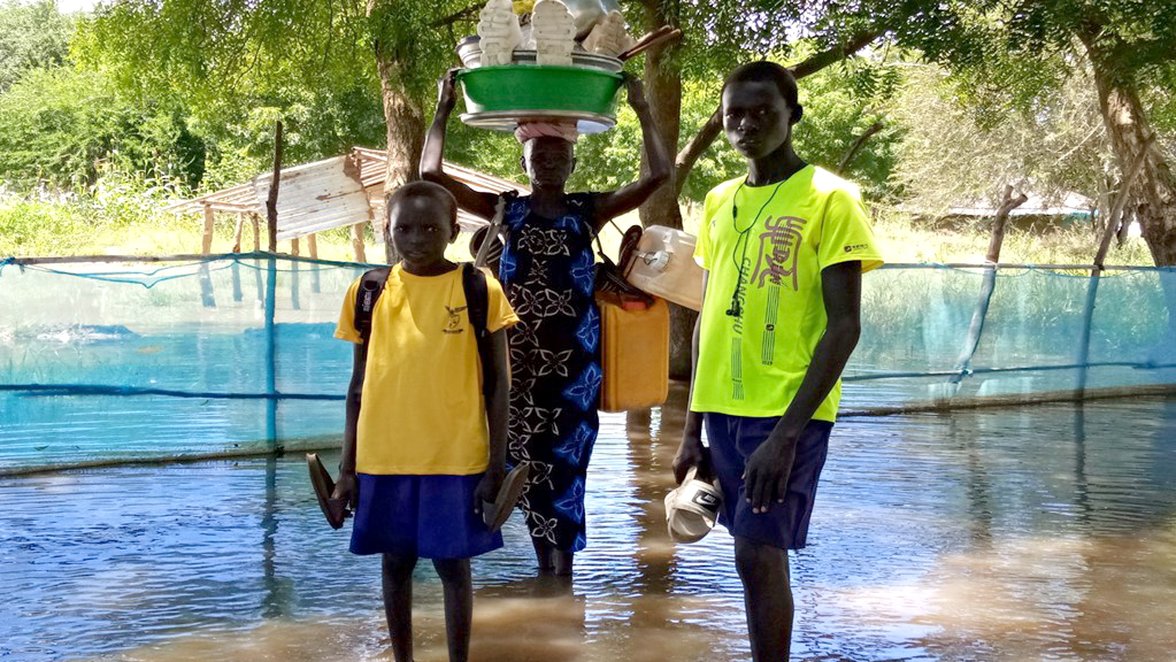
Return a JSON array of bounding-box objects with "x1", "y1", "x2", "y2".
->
[
  {"x1": 335, "y1": 265, "x2": 519, "y2": 475},
  {"x1": 691, "y1": 165, "x2": 883, "y2": 421}
]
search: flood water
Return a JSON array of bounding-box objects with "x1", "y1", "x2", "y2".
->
[{"x1": 2, "y1": 387, "x2": 1176, "y2": 661}]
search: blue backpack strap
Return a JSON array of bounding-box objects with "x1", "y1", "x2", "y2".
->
[
  {"x1": 354, "y1": 267, "x2": 389, "y2": 345},
  {"x1": 461, "y1": 263, "x2": 494, "y2": 400}
]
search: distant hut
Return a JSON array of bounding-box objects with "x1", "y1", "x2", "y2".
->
[{"x1": 168, "y1": 147, "x2": 528, "y2": 262}]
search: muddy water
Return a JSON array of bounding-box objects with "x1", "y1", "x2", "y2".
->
[{"x1": 2, "y1": 388, "x2": 1175, "y2": 661}]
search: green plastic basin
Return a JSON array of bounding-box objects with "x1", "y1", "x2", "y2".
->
[{"x1": 457, "y1": 65, "x2": 623, "y2": 134}]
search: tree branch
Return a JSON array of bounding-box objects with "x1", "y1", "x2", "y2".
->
[
  {"x1": 431, "y1": 3, "x2": 481, "y2": 28},
  {"x1": 837, "y1": 120, "x2": 884, "y2": 174},
  {"x1": 674, "y1": 29, "x2": 881, "y2": 194},
  {"x1": 793, "y1": 29, "x2": 881, "y2": 79},
  {"x1": 673, "y1": 107, "x2": 722, "y2": 191}
]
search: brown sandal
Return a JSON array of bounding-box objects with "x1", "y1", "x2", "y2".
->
[
  {"x1": 482, "y1": 463, "x2": 530, "y2": 532},
  {"x1": 307, "y1": 453, "x2": 351, "y2": 530}
]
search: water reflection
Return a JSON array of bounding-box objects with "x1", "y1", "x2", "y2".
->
[{"x1": 1, "y1": 391, "x2": 1175, "y2": 660}]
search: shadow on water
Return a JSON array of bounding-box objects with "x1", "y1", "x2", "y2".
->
[{"x1": 2, "y1": 389, "x2": 1176, "y2": 661}]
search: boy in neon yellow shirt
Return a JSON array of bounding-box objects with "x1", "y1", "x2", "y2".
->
[
  {"x1": 332, "y1": 181, "x2": 518, "y2": 662},
  {"x1": 673, "y1": 61, "x2": 883, "y2": 660}
]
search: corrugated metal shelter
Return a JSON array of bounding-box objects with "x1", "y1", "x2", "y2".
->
[
  {"x1": 944, "y1": 191, "x2": 1095, "y2": 218},
  {"x1": 168, "y1": 147, "x2": 528, "y2": 262}
]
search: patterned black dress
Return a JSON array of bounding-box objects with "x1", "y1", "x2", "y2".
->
[{"x1": 498, "y1": 192, "x2": 601, "y2": 553}]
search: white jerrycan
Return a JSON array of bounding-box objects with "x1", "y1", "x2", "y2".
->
[{"x1": 623, "y1": 225, "x2": 705, "y2": 311}]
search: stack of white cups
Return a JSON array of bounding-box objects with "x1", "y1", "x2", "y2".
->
[
  {"x1": 581, "y1": 10, "x2": 633, "y2": 57},
  {"x1": 532, "y1": 0, "x2": 576, "y2": 66},
  {"x1": 478, "y1": 0, "x2": 523, "y2": 66}
]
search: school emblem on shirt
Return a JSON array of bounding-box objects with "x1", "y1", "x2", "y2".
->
[
  {"x1": 752, "y1": 215, "x2": 808, "y2": 291},
  {"x1": 444, "y1": 305, "x2": 467, "y2": 334}
]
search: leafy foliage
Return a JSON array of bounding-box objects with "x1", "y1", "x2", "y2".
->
[
  {"x1": 890, "y1": 62, "x2": 1112, "y2": 214},
  {"x1": 0, "y1": 0, "x2": 73, "y2": 92},
  {"x1": 0, "y1": 66, "x2": 203, "y2": 190}
]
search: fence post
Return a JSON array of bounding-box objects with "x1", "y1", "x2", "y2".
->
[
  {"x1": 945, "y1": 186, "x2": 1028, "y2": 392},
  {"x1": 1076, "y1": 139, "x2": 1151, "y2": 396},
  {"x1": 265, "y1": 256, "x2": 279, "y2": 452}
]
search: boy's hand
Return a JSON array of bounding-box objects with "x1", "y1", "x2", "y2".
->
[
  {"x1": 332, "y1": 470, "x2": 358, "y2": 510},
  {"x1": 624, "y1": 74, "x2": 649, "y2": 113},
  {"x1": 672, "y1": 428, "x2": 709, "y2": 485},
  {"x1": 742, "y1": 432, "x2": 798, "y2": 514},
  {"x1": 436, "y1": 68, "x2": 461, "y2": 114},
  {"x1": 474, "y1": 467, "x2": 505, "y2": 512}
]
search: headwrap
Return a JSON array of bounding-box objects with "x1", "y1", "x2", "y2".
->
[{"x1": 514, "y1": 121, "x2": 579, "y2": 144}]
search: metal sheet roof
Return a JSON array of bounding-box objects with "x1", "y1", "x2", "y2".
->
[{"x1": 168, "y1": 147, "x2": 529, "y2": 239}]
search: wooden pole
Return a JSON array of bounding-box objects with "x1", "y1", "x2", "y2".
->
[
  {"x1": 985, "y1": 185, "x2": 1029, "y2": 264},
  {"x1": 307, "y1": 234, "x2": 318, "y2": 259},
  {"x1": 252, "y1": 213, "x2": 261, "y2": 252},
  {"x1": 947, "y1": 186, "x2": 1029, "y2": 388},
  {"x1": 291, "y1": 237, "x2": 300, "y2": 257},
  {"x1": 351, "y1": 223, "x2": 367, "y2": 263},
  {"x1": 1077, "y1": 135, "x2": 1153, "y2": 395},
  {"x1": 1093, "y1": 134, "x2": 1154, "y2": 274},
  {"x1": 232, "y1": 214, "x2": 246, "y2": 253},
  {"x1": 201, "y1": 204, "x2": 216, "y2": 255},
  {"x1": 265, "y1": 121, "x2": 283, "y2": 253}
]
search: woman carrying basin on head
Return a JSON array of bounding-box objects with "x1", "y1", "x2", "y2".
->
[{"x1": 421, "y1": 68, "x2": 669, "y2": 576}]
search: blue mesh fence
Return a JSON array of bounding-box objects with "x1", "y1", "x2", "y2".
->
[{"x1": 2, "y1": 255, "x2": 1175, "y2": 473}]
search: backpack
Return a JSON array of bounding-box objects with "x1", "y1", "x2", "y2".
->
[{"x1": 353, "y1": 263, "x2": 494, "y2": 398}]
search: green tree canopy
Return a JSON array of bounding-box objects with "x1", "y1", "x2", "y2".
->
[
  {"x1": 0, "y1": 0, "x2": 73, "y2": 92},
  {"x1": 0, "y1": 66, "x2": 203, "y2": 190}
]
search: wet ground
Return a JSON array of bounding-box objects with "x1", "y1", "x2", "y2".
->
[{"x1": 2, "y1": 389, "x2": 1175, "y2": 661}]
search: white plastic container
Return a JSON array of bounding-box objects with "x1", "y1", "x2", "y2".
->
[{"x1": 624, "y1": 225, "x2": 705, "y2": 311}]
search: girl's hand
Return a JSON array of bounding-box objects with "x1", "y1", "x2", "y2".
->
[
  {"x1": 474, "y1": 467, "x2": 504, "y2": 512},
  {"x1": 332, "y1": 470, "x2": 358, "y2": 510}
]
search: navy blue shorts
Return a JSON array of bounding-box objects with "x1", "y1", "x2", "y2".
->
[
  {"x1": 704, "y1": 414, "x2": 834, "y2": 550},
  {"x1": 350, "y1": 473, "x2": 503, "y2": 559}
]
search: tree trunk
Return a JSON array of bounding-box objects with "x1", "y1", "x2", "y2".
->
[
  {"x1": 1084, "y1": 43, "x2": 1176, "y2": 267},
  {"x1": 637, "y1": 0, "x2": 696, "y2": 381},
  {"x1": 372, "y1": 30, "x2": 426, "y2": 265},
  {"x1": 1082, "y1": 36, "x2": 1176, "y2": 348}
]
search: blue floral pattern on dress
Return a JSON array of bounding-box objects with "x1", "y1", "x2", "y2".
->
[
  {"x1": 554, "y1": 422, "x2": 596, "y2": 465},
  {"x1": 576, "y1": 304, "x2": 600, "y2": 353},
  {"x1": 563, "y1": 363, "x2": 603, "y2": 412},
  {"x1": 553, "y1": 477, "x2": 585, "y2": 521},
  {"x1": 498, "y1": 192, "x2": 601, "y2": 553},
  {"x1": 569, "y1": 251, "x2": 595, "y2": 297}
]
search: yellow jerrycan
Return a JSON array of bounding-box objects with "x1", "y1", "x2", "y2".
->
[{"x1": 595, "y1": 290, "x2": 670, "y2": 412}]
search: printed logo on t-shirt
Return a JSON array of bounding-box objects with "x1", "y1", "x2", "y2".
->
[
  {"x1": 444, "y1": 305, "x2": 467, "y2": 334},
  {"x1": 752, "y1": 215, "x2": 808, "y2": 291},
  {"x1": 844, "y1": 243, "x2": 870, "y2": 253}
]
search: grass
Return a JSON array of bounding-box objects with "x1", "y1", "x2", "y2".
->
[
  {"x1": 0, "y1": 188, "x2": 1161, "y2": 267},
  {"x1": 0, "y1": 188, "x2": 385, "y2": 261},
  {"x1": 868, "y1": 208, "x2": 1155, "y2": 266}
]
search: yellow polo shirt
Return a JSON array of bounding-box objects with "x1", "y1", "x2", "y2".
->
[{"x1": 335, "y1": 264, "x2": 518, "y2": 475}]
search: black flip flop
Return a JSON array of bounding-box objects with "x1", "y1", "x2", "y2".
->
[
  {"x1": 482, "y1": 463, "x2": 530, "y2": 532},
  {"x1": 307, "y1": 453, "x2": 351, "y2": 530}
]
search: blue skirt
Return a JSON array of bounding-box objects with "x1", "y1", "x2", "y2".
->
[{"x1": 351, "y1": 473, "x2": 503, "y2": 559}]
